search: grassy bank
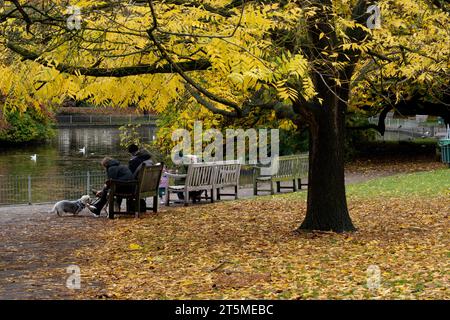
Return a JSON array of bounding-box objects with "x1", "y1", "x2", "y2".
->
[{"x1": 346, "y1": 169, "x2": 449, "y2": 199}]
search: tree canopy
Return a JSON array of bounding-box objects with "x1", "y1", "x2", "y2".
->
[{"x1": 1, "y1": 1, "x2": 447, "y2": 120}]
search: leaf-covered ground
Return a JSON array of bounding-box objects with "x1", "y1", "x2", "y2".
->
[
  {"x1": 76, "y1": 169, "x2": 449, "y2": 299},
  {"x1": 0, "y1": 162, "x2": 447, "y2": 299}
]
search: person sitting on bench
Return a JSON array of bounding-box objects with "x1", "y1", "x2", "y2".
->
[
  {"x1": 88, "y1": 157, "x2": 134, "y2": 217},
  {"x1": 127, "y1": 144, "x2": 152, "y2": 175},
  {"x1": 127, "y1": 144, "x2": 153, "y2": 211}
]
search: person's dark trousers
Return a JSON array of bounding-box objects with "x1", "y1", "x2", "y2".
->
[{"x1": 93, "y1": 186, "x2": 109, "y2": 213}]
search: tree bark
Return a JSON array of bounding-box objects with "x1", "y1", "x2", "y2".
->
[{"x1": 298, "y1": 93, "x2": 356, "y2": 233}]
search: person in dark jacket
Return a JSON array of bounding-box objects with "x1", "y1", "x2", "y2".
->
[
  {"x1": 128, "y1": 144, "x2": 153, "y2": 211},
  {"x1": 128, "y1": 144, "x2": 152, "y2": 175},
  {"x1": 88, "y1": 157, "x2": 134, "y2": 217}
]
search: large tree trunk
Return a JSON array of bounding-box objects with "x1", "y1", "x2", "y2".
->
[
  {"x1": 292, "y1": 0, "x2": 371, "y2": 233},
  {"x1": 298, "y1": 94, "x2": 356, "y2": 233}
]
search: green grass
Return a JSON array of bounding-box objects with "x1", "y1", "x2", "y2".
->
[
  {"x1": 267, "y1": 169, "x2": 450, "y2": 202},
  {"x1": 346, "y1": 169, "x2": 450, "y2": 199}
]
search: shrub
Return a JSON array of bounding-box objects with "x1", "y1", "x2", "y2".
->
[{"x1": 0, "y1": 108, "x2": 55, "y2": 144}]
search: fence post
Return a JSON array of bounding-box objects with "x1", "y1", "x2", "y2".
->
[
  {"x1": 70, "y1": 115, "x2": 73, "y2": 124},
  {"x1": 86, "y1": 171, "x2": 91, "y2": 195},
  {"x1": 109, "y1": 115, "x2": 112, "y2": 125},
  {"x1": 28, "y1": 175, "x2": 32, "y2": 205}
]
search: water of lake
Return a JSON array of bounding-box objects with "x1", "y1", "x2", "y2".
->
[{"x1": 0, "y1": 125, "x2": 157, "y2": 177}]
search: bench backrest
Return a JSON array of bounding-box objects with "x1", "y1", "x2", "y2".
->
[
  {"x1": 185, "y1": 163, "x2": 217, "y2": 188},
  {"x1": 279, "y1": 154, "x2": 308, "y2": 178},
  {"x1": 136, "y1": 162, "x2": 163, "y2": 197},
  {"x1": 263, "y1": 154, "x2": 309, "y2": 178},
  {"x1": 213, "y1": 160, "x2": 241, "y2": 187}
]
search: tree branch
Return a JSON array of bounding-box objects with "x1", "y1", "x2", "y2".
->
[
  {"x1": 185, "y1": 84, "x2": 239, "y2": 117},
  {"x1": 8, "y1": 0, "x2": 33, "y2": 33},
  {"x1": 5, "y1": 42, "x2": 211, "y2": 77},
  {"x1": 146, "y1": 0, "x2": 243, "y2": 115}
]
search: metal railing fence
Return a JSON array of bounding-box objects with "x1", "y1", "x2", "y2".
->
[
  {"x1": 0, "y1": 171, "x2": 106, "y2": 205},
  {"x1": 55, "y1": 114, "x2": 157, "y2": 126},
  {"x1": 0, "y1": 161, "x2": 308, "y2": 205},
  {"x1": 368, "y1": 117, "x2": 447, "y2": 140}
]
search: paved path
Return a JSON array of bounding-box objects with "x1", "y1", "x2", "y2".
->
[{"x1": 0, "y1": 204, "x2": 109, "y2": 299}]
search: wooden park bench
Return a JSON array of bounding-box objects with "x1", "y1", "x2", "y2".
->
[
  {"x1": 213, "y1": 160, "x2": 241, "y2": 200},
  {"x1": 107, "y1": 161, "x2": 163, "y2": 219},
  {"x1": 165, "y1": 162, "x2": 217, "y2": 206},
  {"x1": 165, "y1": 161, "x2": 241, "y2": 206},
  {"x1": 253, "y1": 154, "x2": 309, "y2": 195}
]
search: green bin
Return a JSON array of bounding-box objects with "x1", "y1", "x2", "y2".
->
[{"x1": 438, "y1": 139, "x2": 450, "y2": 164}]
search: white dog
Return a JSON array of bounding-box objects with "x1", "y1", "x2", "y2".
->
[{"x1": 50, "y1": 195, "x2": 91, "y2": 216}]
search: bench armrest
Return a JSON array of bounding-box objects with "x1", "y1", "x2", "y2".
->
[
  {"x1": 253, "y1": 165, "x2": 269, "y2": 170},
  {"x1": 164, "y1": 172, "x2": 187, "y2": 179},
  {"x1": 109, "y1": 179, "x2": 138, "y2": 185}
]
